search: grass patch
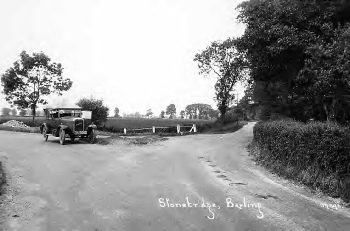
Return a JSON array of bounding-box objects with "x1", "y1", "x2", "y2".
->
[{"x1": 96, "y1": 134, "x2": 169, "y2": 146}]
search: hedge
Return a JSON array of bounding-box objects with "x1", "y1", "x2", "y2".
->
[{"x1": 252, "y1": 119, "x2": 350, "y2": 201}]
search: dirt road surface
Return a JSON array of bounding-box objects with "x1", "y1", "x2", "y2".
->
[{"x1": 0, "y1": 122, "x2": 349, "y2": 231}]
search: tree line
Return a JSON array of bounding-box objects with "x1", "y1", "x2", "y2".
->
[
  {"x1": 113, "y1": 103, "x2": 219, "y2": 120},
  {"x1": 194, "y1": 0, "x2": 350, "y2": 124}
]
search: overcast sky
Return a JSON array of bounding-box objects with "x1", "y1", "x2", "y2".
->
[{"x1": 0, "y1": 0, "x2": 246, "y2": 116}]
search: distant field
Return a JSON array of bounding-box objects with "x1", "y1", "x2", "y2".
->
[
  {"x1": 104, "y1": 117, "x2": 215, "y2": 129},
  {"x1": 0, "y1": 116, "x2": 215, "y2": 129}
]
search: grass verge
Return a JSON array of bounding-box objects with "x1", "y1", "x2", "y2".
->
[{"x1": 248, "y1": 140, "x2": 350, "y2": 207}]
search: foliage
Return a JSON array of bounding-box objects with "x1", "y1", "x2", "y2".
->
[
  {"x1": 160, "y1": 111, "x2": 165, "y2": 118},
  {"x1": 146, "y1": 109, "x2": 153, "y2": 118},
  {"x1": 114, "y1": 107, "x2": 120, "y2": 118},
  {"x1": 185, "y1": 103, "x2": 213, "y2": 119},
  {"x1": 1, "y1": 108, "x2": 11, "y2": 116},
  {"x1": 19, "y1": 109, "x2": 27, "y2": 116},
  {"x1": 76, "y1": 97, "x2": 109, "y2": 125},
  {"x1": 166, "y1": 104, "x2": 176, "y2": 119},
  {"x1": 180, "y1": 110, "x2": 185, "y2": 119},
  {"x1": 194, "y1": 38, "x2": 249, "y2": 121},
  {"x1": 222, "y1": 109, "x2": 238, "y2": 124},
  {"x1": 253, "y1": 120, "x2": 350, "y2": 200},
  {"x1": 235, "y1": 0, "x2": 350, "y2": 123},
  {"x1": 11, "y1": 108, "x2": 17, "y2": 116},
  {"x1": 1, "y1": 51, "x2": 73, "y2": 123}
]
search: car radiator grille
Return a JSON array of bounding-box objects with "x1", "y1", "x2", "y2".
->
[{"x1": 75, "y1": 120, "x2": 84, "y2": 131}]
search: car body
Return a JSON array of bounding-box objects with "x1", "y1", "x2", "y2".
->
[{"x1": 40, "y1": 107, "x2": 97, "y2": 145}]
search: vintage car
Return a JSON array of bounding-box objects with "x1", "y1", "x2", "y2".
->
[{"x1": 40, "y1": 107, "x2": 97, "y2": 145}]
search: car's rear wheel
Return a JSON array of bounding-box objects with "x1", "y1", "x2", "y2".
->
[
  {"x1": 59, "y1": 129, "x2": 66, "y2": 145},
  {"x1": 88, "y1": 130, "x2": 96, "y2": 144},
  {"x1": 42, "y1": 126, "x2": 48, "y2": 141}
]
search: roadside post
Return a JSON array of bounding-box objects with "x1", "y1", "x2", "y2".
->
[{"x1": 176, "y1": 124, "x2": 180, "y2": 133}]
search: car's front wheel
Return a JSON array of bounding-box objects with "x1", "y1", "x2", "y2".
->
[{"x1": 59, "y1": 129, "x2": 66, "y2": 145}]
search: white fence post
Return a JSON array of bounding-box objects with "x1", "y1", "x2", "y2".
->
[
  {"x1": 124, "y1": 128, "x2": 126, "y2": 134},
  {"x1": 152, "y1": 126, "x2": 155, "y2": 133},
  {"x1": 177, "y1": 124, "x2": 180, "y2": 133},
  {"x1": 193, "y1": 124, "x2": 197, "y2": 133}
]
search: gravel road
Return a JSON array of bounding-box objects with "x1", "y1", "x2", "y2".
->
[{"x1": 0, "y1": 122, "x2": 349, "y2": 231}]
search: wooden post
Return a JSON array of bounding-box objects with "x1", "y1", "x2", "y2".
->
[
  {"x1": 124, "y1": 128, "x2": 126, "y2": 134},
  {"x1": 193, "y1": 124, "x2": 197, "y2": 133},
  {"x1": 177, "y1": 124, "x2": 180, "y2": 133},
  {"x1": 152, "y1": 126, "x2": 155, "y2": 133}
]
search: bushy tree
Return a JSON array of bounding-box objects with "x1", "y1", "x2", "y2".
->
[
  {"x1": 166, "y1": 104, "x2": 176, "y2": 119},
  {"x1": 236, "y1": 0, "x2": 350, "y2": 123},
  {"x1": 114, "y1": 107, "x2": 120, "y2": 118},
  {"x1": 185, "y1": 103, "x2": 213, "y2": 120},
  {"x1": 160, "y1": 111, "x2": 165, "y2": 118},
  {"x1": 1, "y1": 51, "x2": 73, "y2": 123},
  {"x1": 11, "y1": 108, "x2": 17, "y2": 116},
  {"x1": 208, "y1": 109, "x2": 219, "y2": 120},
  {"x1": 1, "y1": 107, "x2": 11, "y2": 116},
  {"x1": 76, "y1": 97, "x2": 109, "y2": 125},
  {"x1": 19, "y1": 109, "x2": 27, "y2": 116},
  {"x1": 180, "y1": 110, "x2": 185, "y2": 119},
  {"x1": 146, "y1": 109, "x2": 153, "y2": 118},
  {"x1": 194, "y1": 38, "x2": 249, "y2": 121}
]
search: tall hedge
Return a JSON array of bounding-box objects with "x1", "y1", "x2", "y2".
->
[{"x1": 253, "y1": 120, "x2": 350, "y2": 200}]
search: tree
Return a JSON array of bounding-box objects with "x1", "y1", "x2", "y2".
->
[
  {"x1": 180, "y1": 110, "x2": 185, "y2": 119},
  {"x1": 160, "y1": 111, "x2": 165, "y2": 118},
  {"x1": 185, "y1": 103, "x2": 213, "y2": 120},
  {"x1": 166, "y1": 104, "x2": 176, "y2": 119},
  {"x1": 76, "y1": 97, "x2": 109, "y2": 125},
  {"x1": 114, "y1": 107, "x2": 120, "y2": 118},
  {"x1": 11, "y1": 108, "x2": 17, "y2": 116},
  {"x1": 1, "y1": 51, "x2": 72, "y2": 123},
  {"x1": 1, "y1": 107, "x2": 11, "y2": 116},
  {"x1": 134, "y1": 112, "x2": 141, "y2": 118},
  {"x1": 19, "y1": 109, "x2": 27, "y2": 116},
  {"x1": 194, "y1": 38, "x2": 248, "y2": 121},
  {"x1": 208, "y1": 109, "x2": 219, "y2": 120},
  {"x1": 146, "y1": 109, "x2": 153, "y2": 118},
  {"x1": 236, "y1": 0, "x2": 350, "y2": 123}
]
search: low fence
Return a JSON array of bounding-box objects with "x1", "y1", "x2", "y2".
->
[{"x1": 107, "y1": 124, "x2": 197, "y2": 135}]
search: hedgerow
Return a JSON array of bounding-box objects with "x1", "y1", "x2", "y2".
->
[{"x1": 252, "y1": 119, "x2": 350, "y2": 201}]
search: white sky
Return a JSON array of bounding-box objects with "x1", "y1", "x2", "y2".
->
[{"x1": 0, "y1": 0, "x2": 246, "y2": 116}]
